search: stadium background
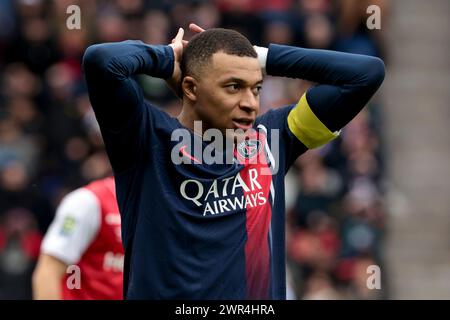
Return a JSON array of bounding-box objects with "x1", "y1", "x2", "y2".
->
[{"x1": 0, "y1": 0, "x2": 448, "y2": 300}]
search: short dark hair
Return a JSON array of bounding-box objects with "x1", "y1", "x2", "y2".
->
[{"x1": 181, "y1": 28, "x2": 257, "y2": 78}]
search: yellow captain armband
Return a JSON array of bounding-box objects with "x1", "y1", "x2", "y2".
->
[{"x1": 287, "y1": 93, "x2": 340, "y2": 149}]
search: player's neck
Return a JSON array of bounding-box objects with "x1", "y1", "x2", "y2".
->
[{"x1": 177, "y1": 105, "x2": 202, "y2": 137}]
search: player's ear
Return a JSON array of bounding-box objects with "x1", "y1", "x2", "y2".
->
[{"x1": 182, "y1": 76, "x2": 197, "y2": 101}]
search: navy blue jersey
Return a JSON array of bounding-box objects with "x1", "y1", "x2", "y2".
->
[
  {"x1": 118, "y1": 104, "x2": 304, "y2": 299},
  {"x1": 83, "y1": 40, "x2": 384, "y2": 299}
]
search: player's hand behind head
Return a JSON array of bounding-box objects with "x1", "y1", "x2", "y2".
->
[
  {"x1": 167, "y1": 27, "x2": 186, "y2": 98},
  {"x1": 167, "y1": 24, "x2": 205, "y2": 99},
  {"x1": 189, "y1": 23, "x2": 205, "y2": 34}
]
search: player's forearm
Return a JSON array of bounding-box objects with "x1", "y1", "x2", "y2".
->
[
  {"x1": 83, "y1": 40, "x2": 174, "y2": 82},
  {"x1": 265, "y1": 44, "x2": 384, "y2": 88},
  {"x1": 32, "y1": 254, "x2": 68, "y2": 300},
  {"x1": 32, "y1": 267, "x2": 63, "y2": 300},
  {"x1": 82, "y1": 41, "x2": 174, "y2": 131},
  {"x1": 265, "y1": 44, "x2": 385, "y2": 132},
  {"x1": 82, "y1": 41, "x2": 173, "y2": 118}
]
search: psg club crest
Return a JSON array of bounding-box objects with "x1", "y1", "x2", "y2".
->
[{"x1": 237, "y1": 139, "x2": 261, "y2": 160}]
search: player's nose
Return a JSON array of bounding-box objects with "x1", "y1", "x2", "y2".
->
[{"x1": 239, "y1": 88, "x2": 259, "y2": 113}]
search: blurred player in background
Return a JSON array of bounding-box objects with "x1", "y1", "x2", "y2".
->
[{"x1": 32, "y1": 176, "x2": 123, "y2": 300}]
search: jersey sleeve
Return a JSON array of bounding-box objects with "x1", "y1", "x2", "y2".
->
[
  {"x1": 41, "y1": 188, "x2": 101, "y2": 265},
  {"x1": 265, "y1": 43, "x2": 384, "y2": 133},
  {"x1": 82, "y1": 41, "x2": 174, "y2": 173}
]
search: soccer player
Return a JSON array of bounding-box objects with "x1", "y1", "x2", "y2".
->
[
  {"x1": 32, "y1": 176, "x2": 124, "y2": 299},
  {"x1": 82, "y1": 23, "x2": 384, "y2": 299}
]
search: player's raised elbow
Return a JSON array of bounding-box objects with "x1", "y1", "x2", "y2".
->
[
  {"x1": 363, "y1": 56, "x2": 385, "y2": 90},
  {"x1": 82, "y1": 44, "x2": 111, "y2": 75}
]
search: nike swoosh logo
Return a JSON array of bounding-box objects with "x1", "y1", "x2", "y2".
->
[{"x1": 179, "y1": 145, "x2": 201, "y2": 164}]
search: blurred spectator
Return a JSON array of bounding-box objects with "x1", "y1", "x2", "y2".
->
[
  {"x1": 192, "y1": 2, "x2": 221, "y2": 30},
  {"x1": 142, "y1": 10, "x2": 171, "y2": 44},
  {"x1": 95, "y1": 11, "x2": 127, "y2": 43},
  {"x1": 1, "y1": 63, "x2": 41, "y2": 99},
  {"x1": 0, "y1": 161, "x2": 53, "y2": 234},
  {"x1": 6, "y1": 97, "x2": 43, "y2": 135},
  {"x1": 0, "y1": 0, "x2": 16, "y2": 61},
  {"x1": 5, "y1": 16, "x2": 60, "y2": 74},
  {"x1": 303, "y1": 271, "x2": 342, "y2": 300},
  {"x1": 297, "y1": 0, "x2": 333, "y2": 15},
  {"x1": 0, "y1": 116, "x2": 40, "y2": 175},
  {"x1": 336, "y1": 0, "x2": 388, "y2": 58},
  {"x1": 302, "y1": 13, "x2": 334, "y2": 49},
  {"x1": 0, "y1": 208, "x2": 42, "y2": 299}
]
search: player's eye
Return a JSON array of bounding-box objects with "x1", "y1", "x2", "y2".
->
[
  {"x1": 253, "y1": 85, "x2": 262, "y2": 96},
  {"x1": 225, "y1": 83, "x2": 240, "y2": 93}
]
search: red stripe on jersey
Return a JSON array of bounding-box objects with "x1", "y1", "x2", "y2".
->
[{"x1": 238, "y1": 132, "x2": 273, "y2": 299}]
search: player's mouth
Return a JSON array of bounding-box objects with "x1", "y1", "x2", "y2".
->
[{"x1": 232, "y1": 118, "x2": 254, "y2": 130}]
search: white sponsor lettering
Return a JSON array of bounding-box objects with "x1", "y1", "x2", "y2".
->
[
  {"x1": 103, "y1": 252, "x2": 124, "y2": 272},
  {"x1": 180, "y1": 179, "x2": 204, "y2": 206},
  {"x1": 180, "y1": 169, "x2": 268, "y2": 216},
  {"x1": 105, "y1": 213, "x2": 121, "y2": 225}
]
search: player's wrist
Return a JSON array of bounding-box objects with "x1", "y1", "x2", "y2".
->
[{"x1": 253, "y1": 45, "x2": 268, "y2": 75}]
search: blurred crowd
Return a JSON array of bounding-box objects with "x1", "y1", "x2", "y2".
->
[{"x1": 0, "y1": 0, "x2": 388, "y2": 299}]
